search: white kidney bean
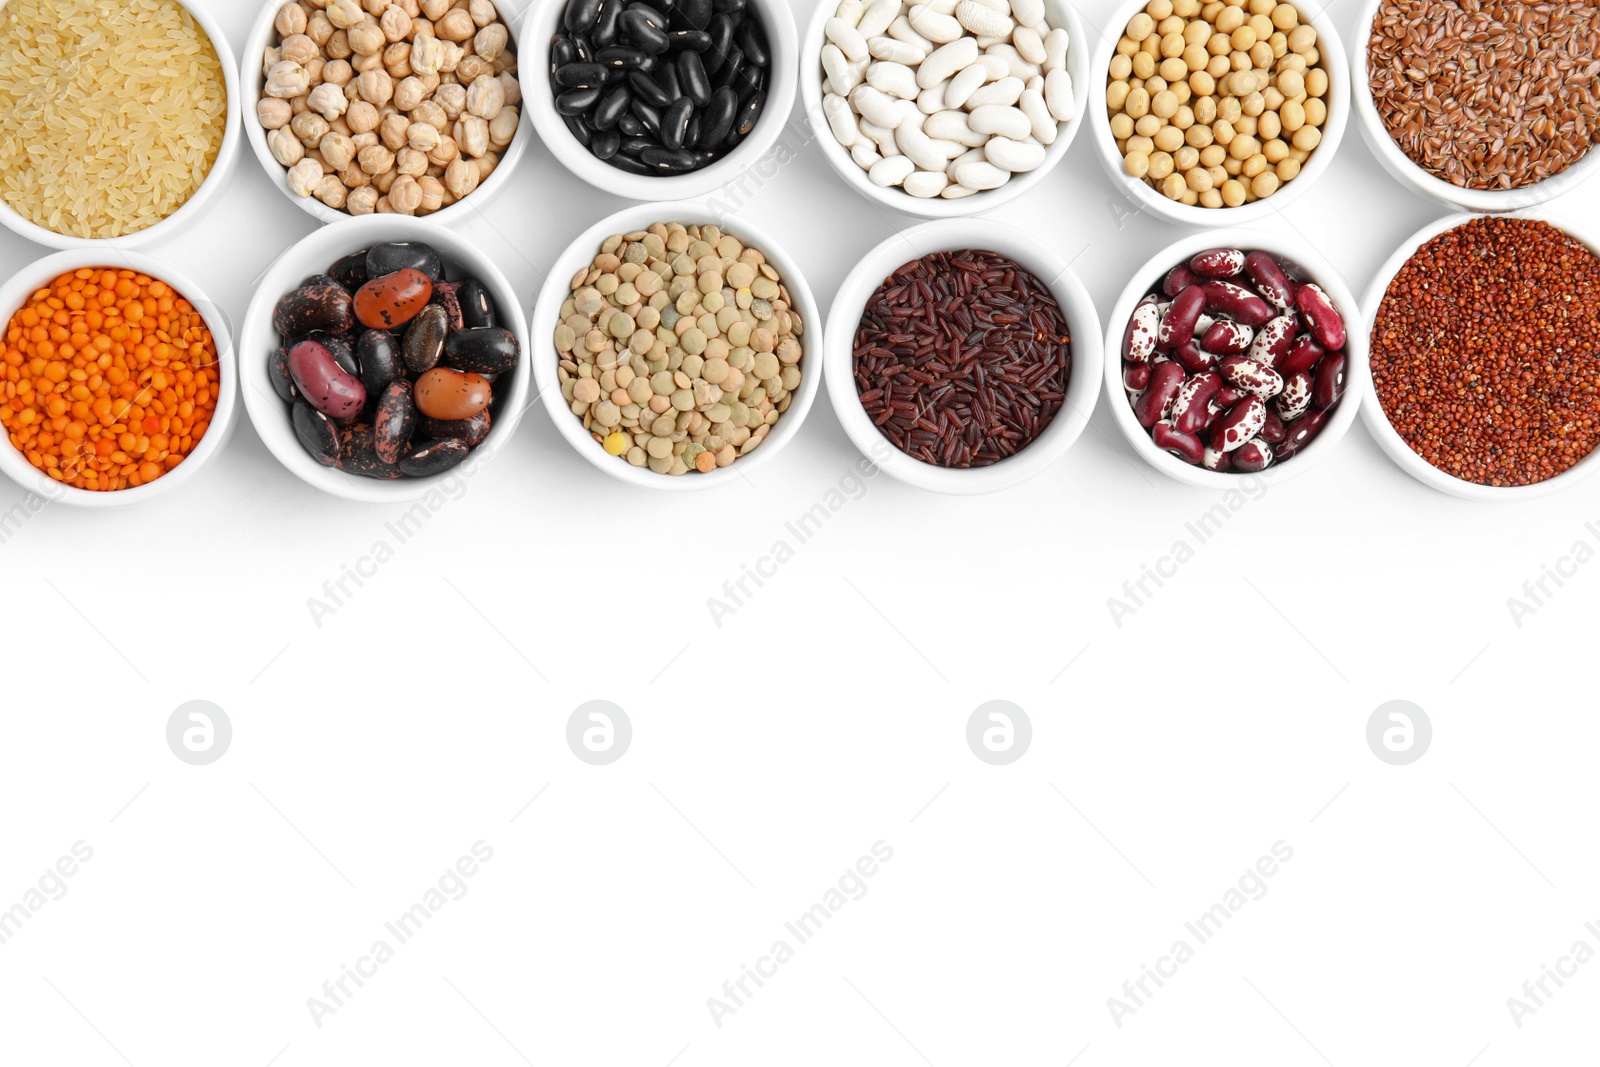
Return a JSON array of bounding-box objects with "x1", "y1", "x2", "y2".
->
[
  {"x1": 850, "y1": 83, "x2": 903, "y2": 128},
  {"x1": 823, "y1": 93, "x2": 860, "y2": 146},
  {"x1": 908, "y1": 5, "x2": 963, "y2": 43},
  {"x1": 857, "y1": 0, "x2": 901, "y2": 38},
  {"x1": 955, "y1": 1, "x2": 1012, "y2": 38},
  {"x1": 1012, "y1": 25, "x2": 1046, "y2": 65},
  {"x1": 825, "y1": 17, "x2": 870, "y2": 61},
  {"x1": 1043, "y1": 27, "x2": 1068, "y2": 72},
  {"x1": 916, "y1": 37, "x2": 977, "y2": 88},
  {"x1": 869, "y1": 154, "x2": 915, "y2": 186},
  {"x1": 896, "y1": 122, "x2": 950, "y2": 170},
  {"x1": 1011, "y1": 0, "x2": 1045, "y2": 27},
  {"x1": 1019, "y1": 88, "x2": 1055, "y2": 143},
  {"x1": 887, "y1": 16, "x2": 935, "y2": 50},
  {"x1": 917, "y1": 84, "x2": 949, "y2": 113},
  {"x1": 943, "y1": 63, "x2": 986, "y2": 108},
  {"x1": 835, "y1": 0, "x2": 865, "y2": 26},
  {"x1": 926, "y1": 109, "x2": 987, "y2": 146},
  {"x1": 868, "y1": 61, "x2": 919, "y2": 99},
  {"x1": 966, "y1": 75, "x2": 1023, "y2": 108},
  {"x1": 942, "y1": 182, "x2": 978, "y2": 197},
  {"x1": 822, "y1": 44, "x2": 860, "y2": 94},
  {"x1": 860, "y1": 118, "x2": 900, "y2": 154},
  {"x1": 984, "y1": 136, "x2": 1046, "y2": 172},
  {"x1": 851, "y1": 141, "x2": 883, "y2": 168},
  {"x1": 987, "y1": 43, "x2": 1038, "y2": 80},
  {"x1": 869, "y1": 36, "x2": 926, "y2": 64},
  {"x1": 966, "y1": 103, "x2": 1029, "y2": 138},
  {"x1": 954, "y1": 159, "x2": 1009, "y2": 189},
  {"x1": 903, "y1": 169, "x2": 950, "y2": 197},
  {"x1": 1044, "y1": 68, "x2": 1074, "y2": 121}
]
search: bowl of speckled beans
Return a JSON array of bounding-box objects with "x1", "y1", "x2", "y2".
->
[
  {"x1": 1360, "y1": 209, "x2": 1600, "y2": 500},
  {"x1": 532, "y1": 201, "x2": 822, "y2": 489}
]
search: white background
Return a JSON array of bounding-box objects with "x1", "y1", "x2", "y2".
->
[{"x1": 2, "y1": 0, "x2": 1598, "y2": 1064}]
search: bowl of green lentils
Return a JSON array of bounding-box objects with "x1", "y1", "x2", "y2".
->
[{"x1": 534, "y1": 202, "x2": 821, "y2": 489}]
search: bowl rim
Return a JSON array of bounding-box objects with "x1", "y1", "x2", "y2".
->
[
  {"x1": 238, "y1": 214, "x2": 533, "y2": 503},
  {"x1": 1085, "y1": 0, "x2": 1349, "y2": 228},
  {"x1": 821, "y1": 218, "x2": 1104, "y2": 495},
  {"x1": 531, "y1": 200, "x2": 823, "y2": 491},
  {"x1": 0, "y1": 0, "x2": 242, "y2": 251},
  {"x1": 1356, "y1": 208, "x2": 1600, "y2": 500},
  {"x1": 239, "y1": 0, "x2": 532, "y2": 229},
  {"x1": 0, "y1": 249, "x2": 239, "y2": 508},
  {"x1": 797, "y1": 0, "x2": 1091, "y2": 221},
  {"x1": 520, "y1": 0, "x2": 802, "y2": 202},
  {"x1": 1345, "y1": 0, "x2": 1600, "y2": 213},
  {"x1": 1099, "y1": 225, "x2": 1365, "y2": 488}
]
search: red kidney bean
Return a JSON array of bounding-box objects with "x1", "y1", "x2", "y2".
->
[
  {"x1": 1219, "y1": 355, "x2": 1284, "y2": 399},
  {"x1": 1153, "y1": 420, "x2": 1205, "y2": 464},
  {"x1": 1123, "y1": 295, "x2": 1160, "y2": 363},
  {"x1": 1247, "y1": 314, "x2": 1295, "y2": 368},
  {"x1": 1295, "y1": 283, "x2": 1346, "y2": 350},
  {"x1": 1124, "y1": 362, "x2": 1151, "y2": 391},
  {"x1": 1277, "y1": 369, "x2": 1313, "y2": 421},
  {"x1": 1232, "y1": 438, "x2": 1274, "y2": 472},
  {"x1": 1259, "y1": 408, "x2": 1287, "y2": 444},
  {"x1": 1277, "y1": 332, "x2": 1326, "y2": 375},
  {"x1": 1189, "y1": 248, "x2": 1246, "y2": 279},
  {"x1": 1313, "y1": 352, "x2": 1346, "y2": 410},
  {"x1": 373, "y1": 379, "x2": 416, "y2": 465},
  {"x1": 1243, "y1": 250, "x2": 1296, "y2": 311},
  {"x1": 1276, "y1": 406, "x2": 1328, "y2": 459},
  {"x1": 1134, "y1": 360, "x2": 1187, "y2": 427},
  {"x1": 289, "y1": 339, "x2": 366, "y2": 419},
  {"x1": 1163, "y1": 264, "x2": 1199, "y2": 297},
  {"x1": 1209, "y1": 395, "x2": 1265, "y2": 452},
  {"x1": 1201, "y1": 319, "x2": 1253, "y2": 355},
  {"x1": 1158, "y1": 287, "x2": 1206, "y2": 350},
  {"x1": 1203, "y1": 446, "x2": 1232, "y2": 471},
  {"x1": 1171, "y1": 371, "x2": 1223, "y2": 434},
  {"x1": 1199, "y1": 280, "x2": 1272, "y2": 327},
  {"x1": 1172, "y1": 337, "x2": 1214, "y2": 373}
]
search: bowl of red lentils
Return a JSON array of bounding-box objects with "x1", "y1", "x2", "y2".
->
[
  {"x1": 1350, "y1": 0, "x2": 1600, "y2": 213},
  {"x1": 1360, "y1": 210, "x2": 1600, "y2": 499},
  {"x1": 0, "y1": 250, "x2": 237, "y2": 506}
]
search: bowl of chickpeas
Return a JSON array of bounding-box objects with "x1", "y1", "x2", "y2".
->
[{"x1": 1087, "y1": 0, "x2": 1347, "y2": 225}]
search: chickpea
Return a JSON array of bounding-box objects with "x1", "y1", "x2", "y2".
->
[
  {"x1": 346, "y1": 99, "x2": 380, "y2": 134},
  {"x1": 276, "y1": 3, "x2": 309, "y2": 37},
  {"x1": 348, "y1": 18, "x2": 386, "y2": 56},
  {"x1": 426, "y1": 134, "x2": 459, "y2": 166},
  {"x1": 258, "y1": 97, "x2": 293, "y2": 129},
  {"x1": 347, "y1": 186, "x2": 379, "y2": 214},
  {"x1": 385, "y1": 41, "x2": 414, "y2": 78},
  {"x1": 325, "y1": 29, "x2": 352, "y2": 59},
  {"x1": 381, "y1": 6, "x2": 413, "y2": 41},
  {"x1": 444, "y1": 156, "x2": 480, "y2": 197},
  {"x1": 389, "y1": 174, "x2": 423, "y2": 214},
  {"x1": 417, "y1": 175, "x2": 446, "y2": 214},
  {"x1": 291, "y1": 110, "x2": 330, "y2": 146},
  {"x1": 379, "y1": 112, "x2": 410, "y2": 149},
  {"x1": 307, "y1": 11, "x2": 334, "y2": 46},
  {"x1": 357, "y1": 68, "x2": 394, "y2": 104},
  {"x1": 323, "y1": 58, "x2": 354, "y2": 85},
  {"x1": 314, "y1": 174, "x2": 348, "y2": 209},
  {"x1": 358, "y1": 143, "x2": 396, "y2": 174}
]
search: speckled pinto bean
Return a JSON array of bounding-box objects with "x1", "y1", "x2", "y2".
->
[
  {"x1": 1123, "y1": 295, "x2": 1160, "y2": 363},
  {"x1": 1121, "y1": 247, "x2": 1348, "y2": 472}
]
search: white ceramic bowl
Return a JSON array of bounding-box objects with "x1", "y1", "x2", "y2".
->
[
  {"x1": 240, "y1": 215, "x2": 532, "y2": 502},
  {"x1": 800, "y1": 0, "x2": 1090, "y2": 220},
  {"x1": 522, "y1": 0, "x2": 799, "y2": 200},
  {"x1": 1102, "y1": 227, "x2": 1363, "y2": 487},
  {"x1": 1087, "y1": 0, "x2": 1348, "y2": 227},
  {"x1": 532, "y1": 201, "x2": 821, "y2": 490},
  {"x1": 241, "y1": 0, "x2": 531, "y2": 227},
  {"x1": 1357, "y1": 210, "x2": 1600, "y2": 500},
  {"x1": 0, "y1": 0, "x2": 240, "y2": 251},
  {"x1": 0, "y1": 251, "x2": 238, "y2": 508},
  {"x1": 823, "y1": 219, "x2": 1102, "y2": 494},
  {"x1": 1348, "y1": 0, "x2": 1600, "y2": 212}
]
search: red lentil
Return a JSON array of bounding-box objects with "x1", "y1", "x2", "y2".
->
[
  {"x1": 853, "y1": 250, "x2": 1071, "y2": 469},
  {"x1": 1370, "y1": 216, "x2": 1600, "y2": 487}
]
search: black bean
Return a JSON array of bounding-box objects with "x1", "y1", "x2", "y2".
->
[
  {"x1": 704, "y1": 14, "x2": 733, "y2": 73},
  {"x1": 551, "y1": 34, "x2": 576, "y2": 75},
  {"x1": 641, "y1": 145, "x2": 700, "y2": 171},
  {"x1": 357, "y1": 330, "x2": 402, "y2": 397},
  {"x1": 617, "y1": 112, "x2": 648, "y2": 137},
  {"x1": 655, "y1": 60, "x2": 681, "y2": 102},
  {"x1": 445, "y1": 327, "x2": 521, "y2": 377},
  {"x1": 557, "y1": 85, "x2": 603, "y2": 115},
  {"x1": 327, "y1": 250, "x2": 369, "y2": 293},
  {"x1": 698, "y1": 85, "x2": 737, "y2": 145},
  {"x1": 628, "y1": 70, "x2": 674, "y2": 107},
  {"x1": 595, "y1": 45, "x2": 654, "y2": 70},
  {"x1": 564, "y1": 0, "x2": 602, "y2": 34},
  {"x1": 673, "y1": 0, "x2": 711, "y2": 29},
  {"x1": 667, "y1": 28, "x2": 711, "y2": 50},
  {"x1": 619, "y1": 8, "x2": 670, "y2": 53},
  {"x1": 735, "y1": 88, "x2": 764, "y2": 136},
  {"x1": 677, "y1": 50, "x2": 710, "y2": 106},
  {"x1": 457, "y1": 281, "x2": 496, "y2": 330},
  {"x1": 594, "y1": 83, "x2": 632, "y2": 128},
  {"x1": 399, "y1": 438, "x2": 470, "y2": 477},
  {"x1": 571, "y1": 33, "x2": 593, "y2": 62},
  {"x1": 685, "y1": 111, "x2": 701, "y2": 148},
  {"x1": 731, "y1": 58, "x2": 762, "y2": 96},
  {"x1": 712, "y1": 0, "x2": 745, "y2": 12},
  {"x1": 736, "y1": 19, "x2": 767, "y2": 66},
  {"x1": 660, "y1": 96, "x2": 693, "y2": 149},
  {"x1": 555, "y1": 61, "x2": 607, "y2": 87},
  {"x1": 716, "y1": 44, "x2": 744, "y2": 89},
  {"x1": 608, "y1": 151, "x2": 658, "y2": 174},
  {"x1": 619, "y1": 134, "x2": 654, "y2": 156},
  {"x1": 592, "y1": 0, "x2": 624, "y2": 46},
  {"x1": 563, "y1": 113, "x2": 593, "y2": 144},
  {"x1": 630, "y1": 97, "x2": 663, "y2": 135},
  {"x1": 591, "y1": 127, "x2": 623, "y2": 158},
  {"x1": 367, "y1": 242, "x2": 443, "y2": 282}
]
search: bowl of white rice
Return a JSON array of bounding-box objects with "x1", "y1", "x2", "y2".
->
[{"x1": 0, "y1": 0, "x2": 240, "y2": 250}]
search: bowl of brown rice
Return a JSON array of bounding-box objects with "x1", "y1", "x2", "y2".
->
[
  {"x1": 0, "y1": 0, "x2": 240, "y2": 249},
  {"x1": 1352, "y1": 0, "x2": 1600, "y2": 211}
]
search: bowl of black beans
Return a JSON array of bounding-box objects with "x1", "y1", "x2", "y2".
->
[{"x1": 526, "y1": 0, "x2": 797, "y2": 198}]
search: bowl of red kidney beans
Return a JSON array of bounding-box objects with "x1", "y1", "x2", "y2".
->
[
  {"x1": 1104, "y1": 232, "x2": 1364, "y2": 486},
  {"x1": 241, "y1": 217, "x2": 531, "y2": 502},
  {"x1": 525, "y1": 0, "x2": 798, "y2": 200}
]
